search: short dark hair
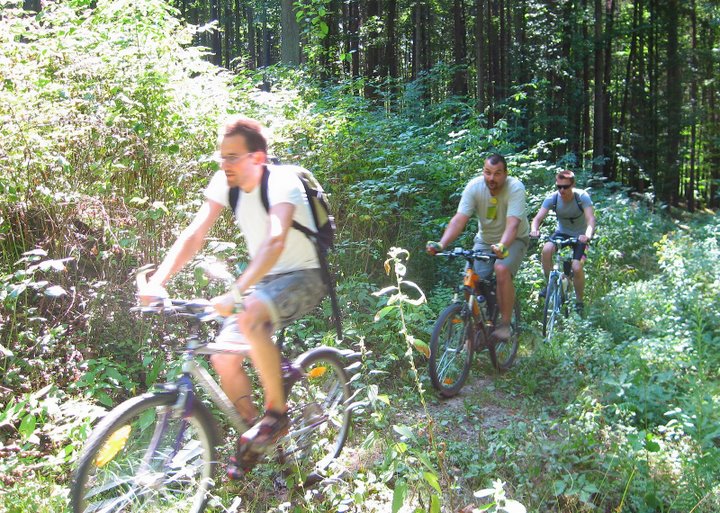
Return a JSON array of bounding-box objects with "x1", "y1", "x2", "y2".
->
[
  {"x1": 485, "y1": 153, "x2": 507, "y2": 172},
  {"x1": 222, "y1": 116, "x2": 268, "y2": 153},
  {"x1": 556, "y1": 170, "x2": 576, "y2": 184}
]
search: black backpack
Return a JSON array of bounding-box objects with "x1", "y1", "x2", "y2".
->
[
  {"x1": 551, "y1": 191, "x2": 585, "y2": 224},
  {"x1": 229, "y1": 164, "x2": 342, "y2": 340}
]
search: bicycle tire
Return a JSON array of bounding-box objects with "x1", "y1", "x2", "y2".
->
[
  {"x1": 71, "y1": 391, "x2": 219, "y2": 513},
  {"x1": 429, "y1": 302, "x2": 475, "y2": 397},
  {"x1": 281, "y1": 347, "x2": 351, "y2": 479},
  {"x1": 542, "y1": 277, "x2": 561, "y2": 341},
  {"x1": 489, "y1": 300, "x2": 521, "y2": 371}
]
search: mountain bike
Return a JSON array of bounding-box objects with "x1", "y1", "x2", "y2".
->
[
  {"x1": 428, "y1": 248, "x2": 521, "y2": 397},
  {"x1": 540, "y1": 235, "x2": 579, "y2": 341},
  {"x1": 70, "y1": 268, "x2": 355, "y2": 513}
]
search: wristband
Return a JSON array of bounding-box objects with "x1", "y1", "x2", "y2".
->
[{"x1": 496, "y1": 243, "x2": 509, "y2": 258}]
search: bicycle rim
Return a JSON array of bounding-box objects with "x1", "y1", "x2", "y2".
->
[
  {"x1": 71, "y1": 392, "x2": 218, "y2": 513},
  {"x1": 429, "y1": 303, "x2": 474, "y2": 397},
  {"x1": 489, "y1": 301, "x2": 520, "y2": 371},
  {"x1": 282, "y1": 348, "x2": 351, "y2": 480}
]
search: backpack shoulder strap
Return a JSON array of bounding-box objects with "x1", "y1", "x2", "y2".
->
[
  {"x1": 552, "y1": 191, "x2": 559, "y2": 211},
  {"x1": 574, "y1": 191, "x2": 583, "y2": 212},
  {"x1": 229, "y1": 186, "x2": 240, "y2": 213}
]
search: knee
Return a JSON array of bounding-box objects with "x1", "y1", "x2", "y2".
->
[
  {"x1": 494, "y1": 263, "x2": 511, "y2": 283},
  {"x1": 541, "y1": 244, "x2": 554, "y2": 260},
  {"x1": 211, "y1": 353, "x2": 244, "y2": 374},
  {"x1": 572, "y1": 260, "x2": 584, "y2": 274},
  {"x1": 237, "y1": 298, "x2": 273, "y2": 339}
]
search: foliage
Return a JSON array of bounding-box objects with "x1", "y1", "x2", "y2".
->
[{"x1": 0, "y1": 1, "x2": 719, "y2": 512}]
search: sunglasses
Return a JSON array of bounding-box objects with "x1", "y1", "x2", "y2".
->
[{"x1": 556, "y1": 184, "x2": 572, "y2": 190}]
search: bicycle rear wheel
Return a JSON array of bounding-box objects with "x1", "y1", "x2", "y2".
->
[
  {"x1": 489, "y1": 300, "x2": 521, "y2": 371},
  {"x1": 71, "y1": 391, "x2": 219, "y2": 513},
  {"x1": 542, "y1": 277, "x2": 561, "y2": 341},
  {"x1": 429, "y1": 302, "x2": 475, "y2": 397},
  {"x1": 282, "y1": 347, "x2": 351, "y2": 480}
]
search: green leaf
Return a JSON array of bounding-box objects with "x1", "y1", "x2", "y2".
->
[
  {"x1": 502, "y1": 499, "x2": 527, "y2": 513},
  {"x1": 374, "y1": 305, "x2": 395, "y2": 322},
  {"x1": 423, "y1": 471, "x2": 441, "y2": 494},
  {"x1": 430, "y1": 493, "x2": 441, "y2": 513},
  {"x1": 44, "y1": 285, "x2": 67, "y2": 297},
  {"x1": 97, "y1": 391, "x2": 113, "y2": 407},
  {"x1": 18, "y1": 413, "x2": 37, "y2": 440},
  {"x1": 393, "y1": 425, "x2": 414, "y2": 439},
  {"x1": 391, "y1": 480, "x2": 407, "y2": 513}
]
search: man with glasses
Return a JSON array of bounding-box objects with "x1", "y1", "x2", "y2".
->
[
  {"x1": 137, "y1": 116, "x2": 327, "y2": 477},
  {"x1": 426, "y1": 153, "x2": 530, "y2": 341},
  {"x1": 530, "y1": 169, "x2": 596, "y2": 314}
]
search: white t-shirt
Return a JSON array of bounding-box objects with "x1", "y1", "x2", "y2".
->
[
  {"x1": 204, "y1": 164, "x2": 319, "y2": 275},
  {"x1": 457, "y1": 175, "x2": 530, "y2": 244}
]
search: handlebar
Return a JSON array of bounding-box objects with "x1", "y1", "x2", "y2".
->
[
  {"x1": 132, "y1": 298, "x2": 220, "y2": 322},
  {"x1": 433, "y1": 248, "x2": 498, "y2": 263}
]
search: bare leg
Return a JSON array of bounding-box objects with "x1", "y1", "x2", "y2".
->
[
  {"x1": 494, "y1": 263, "x2": 515, "y2": 332},
  {"x1": 210, "y1": 354, "x2": 258, "y2": 423},
  {"x1": 572, "y1": 259, "x2": 585, "y2": 302},
  {"x1": 238, "y1": 297, "x2": 286, "y2": 414},
  {"x1": 541, "y1": 242, "x2": 555, "y2": 279}
]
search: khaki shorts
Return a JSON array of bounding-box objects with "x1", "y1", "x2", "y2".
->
[
  {"x1": 472, "y1": 237, "x2": 529, "y2": 279},
  {"x1": 217, "y1": 268, "x2": 328, "y2": 343}
]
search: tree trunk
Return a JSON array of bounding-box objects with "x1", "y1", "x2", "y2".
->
[
  {"x1": 603, "y1": 0, "x2": 615, "y2": 181},
  {"x1": 665, "y1": 0, "x2": 682, "y2": 206},
  {"x1": 592, "y1": 0, "x2": 605, "y2": 176},
  {"x1": 281, "y1": 0, "x2": 301, "y2": 65},
  {"x1": 452, "y1": 0, "x2": 468, "y2": 96},
  {"x1": 363, "y1": 0, "x2": 381, "y2": 99},
  {"x1": 475, "y1": 0, "x2": 486, "y2": 109},
  {"x1": 210, "y1": 0, "x2": 222, "y2": 65},
  {"x1": 246, "y1": 4, "x2": 257, "y2": 70}
]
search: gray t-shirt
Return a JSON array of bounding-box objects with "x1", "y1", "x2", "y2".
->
[
  {"x1": 541, "y1": 189, "x2": 592, "y2": 237},
  {"x1": 457, "y1": 176, "x2": 530, "y2": 245}
]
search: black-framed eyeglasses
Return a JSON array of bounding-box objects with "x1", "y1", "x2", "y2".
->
[{"x1": 556, "y1": 184, "x2": 572, "y2": 190}]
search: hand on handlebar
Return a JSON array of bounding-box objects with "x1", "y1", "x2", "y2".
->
[
  {"x1": 426, "y1": 241, "x2": 443, "y2": 255},
  {"x1": 577, "y1": 234, "x2": 591, "y2": 244},
  {"x1": 491, "y1": 243, "x2": 509, "y2": 259},
  {"x1": 211, "y1": 292, "x2": 237, "y2": 317},
  {"x1": 136, "y1": 282, "x2": 168, "y2": 306}
]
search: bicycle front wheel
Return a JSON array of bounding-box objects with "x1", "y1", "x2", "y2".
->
[
  {"x1": 489, "y1": 300, "x2": 521, "y2": 371},
  {"x1": 429, "y1": 302, "x2": 475, "y2": 397},
  {"x1": 542, "y1": 278, "x2": 561, "y2": 341},
  {"x1": 282, "y1": 347, "x2": 351, "y2": 479},
  {"x1": 71, "y1": 391, "x2": 219, "y2": 513}
]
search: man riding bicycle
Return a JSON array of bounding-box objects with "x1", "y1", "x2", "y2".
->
[
  {"x1": 426, "y1": 153, "x2": 530, "y2": 341},
  {"x1": 137, "y1": 116, "x2": 327, "y2": 476},
  {"x1": 530, "y1": 169, "x2": 596, "y2": 314}
]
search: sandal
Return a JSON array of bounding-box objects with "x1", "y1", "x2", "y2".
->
[{"x1": 239, "y1": 409, "x2": 290, "y2": 450}]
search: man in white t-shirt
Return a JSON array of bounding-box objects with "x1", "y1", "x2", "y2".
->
[
  {"x1": 427, "y1": 153, "x2": 530, "y2": 340},
  {"x1": 138, "y1": 116, "x2": 326, "y2": 477}
]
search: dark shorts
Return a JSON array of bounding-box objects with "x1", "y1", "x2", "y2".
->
[
  {"x1": 217, "y1": 268, "x2": 327, "y2": 344},
  {"x1": 553, "y1": 232, "x2": 587, "y2": 261}
]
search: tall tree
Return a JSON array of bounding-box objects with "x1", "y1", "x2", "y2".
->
[
  {"x1": 664, "y1": 0, "x2": 682, "y2": 206},
  {"x1": 281, "y1": 0, "x2": 301, "y2": 65},
  {"x1": 451, "y1": 0, "x2": 468, "y2": 96}
]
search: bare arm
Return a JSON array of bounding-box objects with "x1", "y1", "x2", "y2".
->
[
  {"x1": 146, "y1": 199, "x2": 224, "y2": 289},
  {"x1": 498, "y1": 216, "x2": 520, "y2": 248},
  {"x1": 530, "y1": 206, "x2": 550, "y2": 237},
  {"x1": 439, "y1": 213, "x2": 471, "y2": 249},
  {"x1": 579, "y1": 205, "x2": 596, "y2": 243}
]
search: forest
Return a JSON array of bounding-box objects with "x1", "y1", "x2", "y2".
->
[{"x1": 0, "y1": 0, "x2": 719, "y2": 512}]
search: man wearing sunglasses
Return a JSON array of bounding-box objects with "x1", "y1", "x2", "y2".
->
[{"x1": 530, "y1": 170, "x2": 596, "y2": 314}]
